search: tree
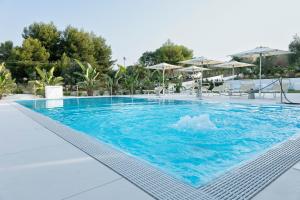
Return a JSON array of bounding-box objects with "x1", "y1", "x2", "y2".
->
[
  {"x1": 173, "y1": 74, "x2": 183, "y2": 93},
  {"x1": 0, "y1": 63, "x2": 16, "y2": 99},
  {"x1": 61, "y1": 27, "x2": 113, "y2": 74},
  {"x1": 57, "y1": 53, "x2": 80, "y2": 85},
  {"x1": 16, "y1": 37, "x2": 50, "y2": 62},
  {"x1": 289, "y1": 34, "x2": 300, "y2": 65},
  {"x1": 139, "y1": 40, "x2": 193, "y2": 66},
  {"x1": 156, "y1": 40, "x2": 193, "y2": 64},
  {"x1": 122, "y1": 66, "x2": 140, "y2": 94},
  {"x1": 104, "y1": 73, "x2": 114, "y2": 95},
  {"x1": 109, "y1": 64, "x2": 161, "y2": 95},
  {"x1": 0, "y1": 41, "x2": 14, "y2": 62},
  {"x1": 75, "y1": 59, "x2": 101, "y2": 96},
  {"x1": 12, "y1": 37, "x2": 50, "y2": 80},
  {"x1": 0, "y1": 23, "x2": 114, "y2": 84},
  {"x1": 124, "y1": 65, "x2": 153, "y2": 94},
  {"x1": 141, "y1": 68, "x2": 159, "y2": 90},
  {"x1": 62, "y1": 26, "x2": 96, "y2": 64},
  {"x1": 91, "y1": 34, "x2": 113, "y2": 74},
  {"x1": 23, "y1": 22, "x2": 61, "y2": 61},
  {"x1": 139, "y1": 51, "x2": 158, "y2": 66}
]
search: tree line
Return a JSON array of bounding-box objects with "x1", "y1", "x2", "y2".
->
[
  {"x1": 1, "y1": 22, "x2": 300, "y2": 96},
  {"x1": 0, "y1": 23, "x2": 194, "y2": 85},
  {"x1": 0, "y1": 22, "x2": 195, "y2": 96},
  {"x1": 0, "y1": 22, "x2": 113, "y2": 84}
]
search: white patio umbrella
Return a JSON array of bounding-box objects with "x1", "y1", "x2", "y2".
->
[
  {"x1": 179, "y1": 56, "x2": 223, "y2": 66},
  {"x1": 146, "y1": 62, "x2": 182, "y2": 94},
  {"x1": 177, "y1": 66, "x2": 211, "y2": 94},
  {"x1": 212, "y1": 61, "x2": 255, "y2": 76},
  {"x1": 230, "y1": 47, "x2": 293, "y2": 96},
  {"x1": 179, "y1": 57, "x2": 221, "y2": 98},
  {"x1": 177, "y1": 65, "x2": 210, "y2": 73},
  {"x1": 177, "y1": 65, "x2": 211, "y2": 78}
]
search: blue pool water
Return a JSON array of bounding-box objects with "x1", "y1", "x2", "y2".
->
[{"x1": 18, "y1": 97, "x2": 300, "y2": 187}]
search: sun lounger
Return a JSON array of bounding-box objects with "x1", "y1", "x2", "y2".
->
[
  {"x1": 238, "y1": 83, "x2": 255, "y2": 95},
  {"x1": 181, "y1": 81, "x2": 196, "y2": 95},
  {"x1": 143, "y1": 90, "x2": 155, "y2": 95},
  {"x1": 211, "y1": 82, "x2": 233, "y2": 95},
  {"x1": 166, "y1": 83, "x2": 176, "y2": 94},
  {"x1": 223, "y1": 82, "x2": 233, "y2": 95},
  {"x1": 201, "y1": 85, "x2": 210, "y2": 94},
  {"x1": 212, "y1": 84, "x2": 225, "y2": 95},
  {"x1": 154, "y1": 86, "x2": 164, "y2": 96}
]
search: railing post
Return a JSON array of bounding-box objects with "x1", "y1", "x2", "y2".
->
[{"x1": 280, "y1": 77, "x2": 283, "y2": 104}]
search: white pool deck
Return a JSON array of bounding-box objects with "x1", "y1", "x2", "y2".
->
[{"x1": 0, "y1": 93, "x2": 300, "y2": 200}]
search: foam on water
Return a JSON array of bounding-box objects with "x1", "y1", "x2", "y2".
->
[{"x1": 172, "y1": 114, "x2": 217, "y2": 131}]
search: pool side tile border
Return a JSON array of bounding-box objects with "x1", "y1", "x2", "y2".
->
[{"x1": 13, "y1": 102, "x2": 300, "y2": 200}]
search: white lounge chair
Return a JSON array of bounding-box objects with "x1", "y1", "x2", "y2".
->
[
  {"x1": 201, "y1": 85, "x2": 210, "y2": 94},
  {"x1": 154, "y1": 86, "x2": 164, "y2": 96},
  {"x1": 223, "y1": 82, "x2": 233, "y2": 95},
  {"x1": 212, "y1": 84, "x2": 225, "y2": 95},
  {"x1": 166, "y1": 83, "x2": 176, "y2": 94},
  {"x1": 239, "y1": 83, "x2": 255, "y2": 95},
  {"x1": 182, "y1": 80, "x2": 196, "y2": 95}
]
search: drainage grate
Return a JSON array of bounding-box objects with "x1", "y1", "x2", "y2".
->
[
  {"x1": 201, "y1": 139, "x2": 300, "y2": 200},
  {"x1": 14, "y1": 103, "x2": 300, "y2": 200}
]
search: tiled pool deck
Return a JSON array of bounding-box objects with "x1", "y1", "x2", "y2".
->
[{"x1": 1, "y1": 94, "x2": 300, "y2": 200}]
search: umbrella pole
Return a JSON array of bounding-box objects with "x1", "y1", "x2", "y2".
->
[
  {"x1": 198, "y1": 62, "x2": 204, "y2": 99},
  {"x1": 197, "y1": 70, "x2": 203, "y2": 99},
  {"x1": 259, "y1": 53, "x2": 262, "y2": 97},
  {"x1": 192, "y1": 70, "x2": 194, "y2": 94},
  {"x1": 200, "y1": 73, "x2": 203, "y2": 99},
  {"x1": 163, "y1": 68, "x2": 165, "y2": 95},
  {"x1": 280, "y1": 77, "x2": 283, "y2": 103}
]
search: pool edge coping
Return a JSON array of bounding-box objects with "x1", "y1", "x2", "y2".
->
[{"x1": 12, "y1": 100, "x2": 300, "y2": 200}]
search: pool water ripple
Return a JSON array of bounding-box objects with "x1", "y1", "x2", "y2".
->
[{"x1": 18, "y1": 97, "x2": 300, "y2": 187}]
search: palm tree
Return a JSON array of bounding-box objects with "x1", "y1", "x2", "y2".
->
[
  {"x1": 115, "y1": 65, "x2": 141, "y2": 95},
  {"x1": 102, "y1": 65, "x2": 128, "y2": 95},
  {"x1": 31, "y1": 66, "x2": 63, "y2": 96},
  {"x1": 113, "y1": 65, "x2": 127, "y2": 94},
  {"x1": 173, "y1": 74, "x2": 183, "y2": 93},
  {"x1": 0, "y1": 63, "x2": 16, "y2": 99},
  {"x1": 140, "y1": 68, "x2": 158, "y2": 91},
  {"x1": 115, "y1": 65, "x2": 126, "y2": 83},
  {"x1": 104, "y1": 65, "x2": 163, "y2": 95},
  {"x1": 124, "y1": 74, "x2": 139, "y2": 95},
  {"x1": 124, "y1": 66, "x2": 145, "y2": 94},
  {"x1": 104, "y1": 74, "x2": 114, "y2": 95},
  {"x1": 75, "y1": 59, "x2": 100, "y2": 96}
]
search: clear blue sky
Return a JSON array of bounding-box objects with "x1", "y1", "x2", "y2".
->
[{"x1": 1, "y1": 0, "x2": 299, "y2": 65}]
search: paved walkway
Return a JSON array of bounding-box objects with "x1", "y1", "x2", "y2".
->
[
  {"x1": 253, "y1": 163, "x2": 300, "y2": 200},
  {"x1": 0, "y1": 103, "x2": 154, "y2": 200}
]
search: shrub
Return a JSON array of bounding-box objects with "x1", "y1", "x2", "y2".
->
[
  {"x1": 30, "y1": 66, "x2": 63, "y2": 96},
  {"x1": 0, "y1": 63, "x2": 16, "y2": 99}
]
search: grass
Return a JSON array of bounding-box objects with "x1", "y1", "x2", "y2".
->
[{"x1": 288, "y1": 90, "x2": 300, "y2": 93}]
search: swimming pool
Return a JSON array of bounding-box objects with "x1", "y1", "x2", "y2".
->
[{"x1": 18, "y1": 97, "x2": 300, "y2": 187}]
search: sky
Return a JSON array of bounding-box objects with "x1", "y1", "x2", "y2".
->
[{"x1": 1, "y1": 0, "x2": 300, "y2": 66}]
